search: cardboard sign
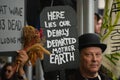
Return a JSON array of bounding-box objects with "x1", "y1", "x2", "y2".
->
[
  {"x1": 0, "y1": 0, "x2": 25, "y2": 52},
  {"x1": 40, "y1": 6, "x2": 79, "y2": 72}
]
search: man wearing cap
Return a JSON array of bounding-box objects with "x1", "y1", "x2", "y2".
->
[{"x1": 67, "y1": 33, "x2": 112, "y2": 80}]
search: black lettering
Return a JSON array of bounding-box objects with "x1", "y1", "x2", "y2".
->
[
  {"x1": 9, "y1": 7, "x2": 23, "y2": 16},
  {"x1": 111, "y1": 35, "x2": 120, "y2": 40},
  {"x1": 0, "y1": 19, "x2": 5, "y2": 30},
  {"x1": 8, "y1": 19, "x2": 22, "y2": 31},
  {"x1": 111, "y1": 45, "x2": 120, "y2": 52},
  {"x1": 111, "y1": 29, "x2": 120, "y2": 35},
  {"x1": 105, "y1": 53, "x2": 120, "y2": 65},
  {"x1": 0, "y1": 5, "x2": 7, "y2": 14},
  {"x1": 110, "y1": 2, "x2": 120, "y2": 17},
  {"x1": 17, "y1": 37, "x2": 22, "y2": 43},
  {"x1": 0, "y1": 37, "x2": 16, "y2": 44}
]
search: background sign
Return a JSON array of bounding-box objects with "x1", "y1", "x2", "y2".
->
[
  {"x1": 40, "y1": 6, "x2": 79, "y2": 72},
  {"x1": 0, "y1": 0, "x2": 25, "y2": 51}
]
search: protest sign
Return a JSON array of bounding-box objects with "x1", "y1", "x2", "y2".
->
[
  {"x1": 40, "y1": 6, "x2": 79, "y2": 72},
  {"x1": 0, "y1": 0, "x2": 25, "y2": 51}
]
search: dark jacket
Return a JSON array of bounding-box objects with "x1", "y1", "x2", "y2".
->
[
  {"x1": 66, "y1": 69, "x2": 113, "y2": 80},
  {"x1": 0, "y1": 72, "x2": 25, "y2": 80}
]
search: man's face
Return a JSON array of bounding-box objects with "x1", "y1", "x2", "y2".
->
[
  {"x1": 95, "y1": 19, "x2": 102, "y2": 34},
  {"x1": 80, "y1": 47, "x2": 102, "y2": 73},
  {"x1": 5, "y1": 66, "x2": 14, "y2": 79}
]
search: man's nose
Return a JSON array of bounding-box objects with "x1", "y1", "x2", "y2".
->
[{"x1": 92, "y1": 54, "x2": 97, "y2": 61}]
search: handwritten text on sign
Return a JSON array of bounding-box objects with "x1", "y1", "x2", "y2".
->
[
  {"x1": 41, "y1": 6, "x2": 78, "y2": 66},
  {"x1": 0, "y1": 0, "x2": 24, "y2": 51},
  {"x1": 0, "y1": 5, "x2": 22, "y2": 31}
]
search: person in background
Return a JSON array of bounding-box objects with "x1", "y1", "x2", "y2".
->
[
  {"x1": 0, "y1": 58, "x2": 5, "y2": 71},
  {"x1": 0, "y1": 50, "x2": 28, "y2": 80},
  {"x1": 0, "y1": 62, "x2": 16, "y2": 80},
  {"x1": 94, "y1": 13, "x2": 102, "y2": 34},
  {"x1": 67, "y1": 33, "x2": 112, "y2": 80}
]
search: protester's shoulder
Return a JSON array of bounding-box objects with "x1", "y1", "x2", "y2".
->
[
  {"x1": 66, "y1": 68, "x2": 84, "y2": 80},
  {"x1": 99, "y1": 72, "x2": 113, "y2": 80}
]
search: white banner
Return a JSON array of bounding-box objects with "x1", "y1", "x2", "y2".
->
[{"x1": 101, "y1": 0, "x2": 120, "y2": 78}]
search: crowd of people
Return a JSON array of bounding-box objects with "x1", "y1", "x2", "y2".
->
[
  {"x1": 0, "y1": 33, "x2": 112, "y2": 80},
  {"x1": 0, "y1": 12, "x2": 115, "y2": 80}
]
